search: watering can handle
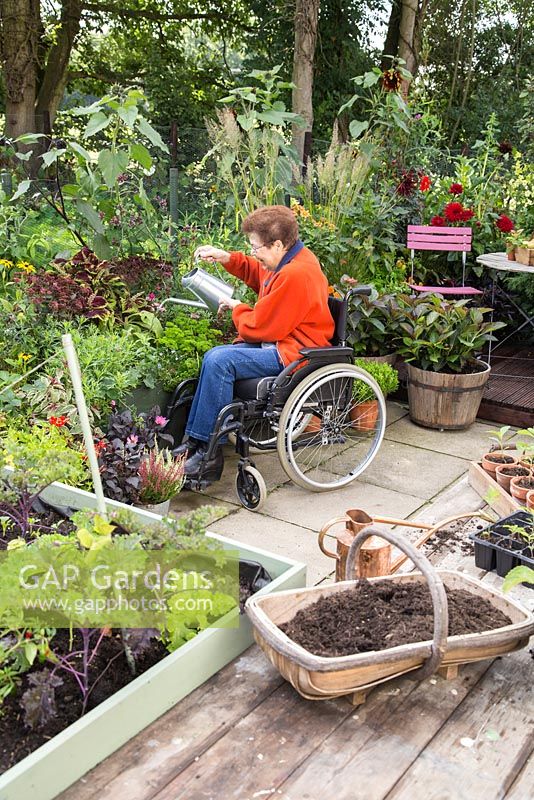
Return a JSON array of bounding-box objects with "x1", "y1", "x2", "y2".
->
[
  {"x1": 346, "y1": 527, "x2": 449, "y2": 681},
  {"x1": 317, "y1": 515, "x2": 352, "y2": 560}
]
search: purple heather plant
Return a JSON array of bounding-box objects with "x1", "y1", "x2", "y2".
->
[{"x1": 138, "y1": 447, "x2": 186, "y2": 504}]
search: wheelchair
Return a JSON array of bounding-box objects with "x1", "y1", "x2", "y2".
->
[{"x1": 165, "y1": 285, "x2": 387, "y2": 511}]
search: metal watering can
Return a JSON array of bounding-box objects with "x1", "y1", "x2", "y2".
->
[{"x1": 180, "y1": 267, "x2": 235, "y2": 312}]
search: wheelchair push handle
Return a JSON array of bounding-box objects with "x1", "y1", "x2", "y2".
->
[{"x1": 344, "y1": 284, "x2": 374, "y2": 302}]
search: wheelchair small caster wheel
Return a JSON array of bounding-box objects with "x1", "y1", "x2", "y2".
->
[{"x1": 236, "y1": 465, "x2": 267, "y2": 511}]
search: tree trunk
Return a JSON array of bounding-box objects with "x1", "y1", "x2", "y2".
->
[
  {"x1": 1, "y1": 0, "x2": 40, "y2": 139},
  {"x1": 381, "y1": 0, "x2": 402, "y2": 69},
  {"x1": 397, "y1": 0, "x2": 431, "y2": 94},
  {"x1": 35, "y1": 0, "x2": 83, "y2": 131},
  {"x1": 291, "y1": 0, "x2": 320, "y2": 166}
]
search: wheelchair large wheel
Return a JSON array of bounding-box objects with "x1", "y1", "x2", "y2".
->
[
  {"x1": 276, "y1": 363, "x2": 386, "y2": 491},
  {"x1": 230, "y1": 411, "x2": 312, "y2": 451}
]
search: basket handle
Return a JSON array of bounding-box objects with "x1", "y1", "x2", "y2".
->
[{"x1": 345, "y1": 526, "x2": 449, "y2": 681}]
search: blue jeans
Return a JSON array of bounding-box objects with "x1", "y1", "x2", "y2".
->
[{"x1": 185, "y1": 343, "x2": 283, "y2": 443}]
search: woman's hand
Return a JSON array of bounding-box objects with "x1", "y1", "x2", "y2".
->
[
  {"x1": 218, "y1": 297, "x2": 241, "y2": 314},
  {"x1": 194, "y1": 245, "x2": 231, "y2": 265}
]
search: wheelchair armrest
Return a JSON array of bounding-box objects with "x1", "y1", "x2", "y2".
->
[{"x1": 299, "y1": 346, "x2": 354, "y2": 360}]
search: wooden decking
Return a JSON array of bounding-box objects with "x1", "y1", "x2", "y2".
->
[
  {"x1": 58, "y1": 524, "x2": 534, "y2": 800},
  {"x1": 479, "y1": 348, "x2": 534, "y2": 427}
]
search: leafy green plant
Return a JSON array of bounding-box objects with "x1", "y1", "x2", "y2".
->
[
  {"x1": 353, "y1": 359, "x2": 399, "y2": 403},
  {"x1": 487, "y1": 425, "x2": 516, "y2": 452},
  {"x1": 345, "y1": 289, "x2": 404, "y2": 357},
  {"x1": 8, "y1": 88, "x2": 169, "y2": 259},
  {"x1": 156, "y1": 311, "x2": 223, "y2": 390},
  {"x1": 0, "y1": 425, "x2": 85, "y2": 544},
  {"x1": 201, "y1": 66, "x2": 302, "y2": 228},
  {"x1": 0, "y1": 627, "x2": 52, "y2": 706},
  {"x1": 515, "y1": 427, "x2": 534, "y2": 465},
  {"x1": 503, "y1": 566, "x2": 534, "y2": 592},
  {"x1": 396, "y1": 294, "x2": 506, "y2": 372}
]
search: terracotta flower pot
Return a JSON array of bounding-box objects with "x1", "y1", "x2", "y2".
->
[
  {"x1": 510, "y1": 475, "x2": 534, "y2": 503},
  {"x1": 495, "y1": 464, "x2": 530, "y2": 493},
  {"x1": 350, "y1": 400, "x2": 379, "y2": 431},
  {"x1": 526, "y1": 490, "x2": 534, "y2": 511},
  {"x1": 481, "y1": 450, "x2": 517, "y2": 476},
  {"x1": 304, "y1": 414, "x2": 322, "y2": 433}
]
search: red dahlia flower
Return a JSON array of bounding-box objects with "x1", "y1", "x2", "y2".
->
[
  {"x1": 419, "y1": 175, "x2": 431, "y2": 191},
  {"x1": 496, "y1": 214, "x2": 514, "y2": 233},
  {"x1": 460, "y1": 209, "x2": 474, "y2": 222},
  {"x1": 444, "y1": 202, "x2": 465, "y2": 222},
  {"x1": 430, "y1": 215, "x2": 446, "y2": 226},
  {"x1": 449, "y1": 183, "x2": 463, "y2": 195}
]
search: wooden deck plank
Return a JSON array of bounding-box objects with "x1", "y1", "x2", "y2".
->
[
  {"x1": 505, "y1": 747, "x2": 534, "y2": 798},
  {"x1": 384, "y1": 650, "x2": 534, "y2": 800},
  {"x1": 274, "y1": 661, "x2": 490, "y2": 800},
  {"x1": 150, "y1": 682, "x2": 356, "y2": 800},
  {"x1": 57, "y1": 647, "x2": 284, "y2": 800}
]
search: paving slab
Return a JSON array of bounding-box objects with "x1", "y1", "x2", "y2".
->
[
  {"x1": 208, "y1": 511, "x2": 332, "y2": 585},
  {"x1": 385, "y1": 400, "x2": 409, "y2": 426},
  {"x1": 170, "y1": 490, "x2": 236, "y2": 518},
  {"x1": 405, "y1": 474, "x2": 487, "y2": 525},
  {"x1": 324, "y1": 438, "x2": 467, "y2": 500},
  {"x1": 259, "y1": 472, "x2": 424, "y2": 532},
  {"x1": 384, "y1": 415, "x2": 499, "y2": 461},
  {"x1": 200, "y1": 450, "x2": 291, "y2": 505}
]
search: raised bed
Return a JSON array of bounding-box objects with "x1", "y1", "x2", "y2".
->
[
  {"x1": 468, "y1": 461, "x2": 522, "y2": 517},
  {"x1": 0, "y1": 480, "x2": 306, "y2": 800}
]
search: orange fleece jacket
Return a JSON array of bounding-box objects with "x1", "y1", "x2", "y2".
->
[{"x1": 225, "y1": 246, "x2": 334, "y2": 367}]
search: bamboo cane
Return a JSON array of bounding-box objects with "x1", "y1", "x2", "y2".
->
[{"x1": 62, "y1": 333, "x2": 107, "y2": 518}]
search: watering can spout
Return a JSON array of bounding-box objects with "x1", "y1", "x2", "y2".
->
[{"x1": 181, "y1": 267, "x2": 234, "y2": 312}]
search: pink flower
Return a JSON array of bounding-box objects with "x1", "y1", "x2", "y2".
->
[
  {"x1": 155, "y1": 415, "x2": 168, "y2": 427},
  {"x1": 147, "y1": 292, "x2": 156, "y2": 301},
  {"x1": 127, "y1": 434, "x2": 139, "y2": 446}
]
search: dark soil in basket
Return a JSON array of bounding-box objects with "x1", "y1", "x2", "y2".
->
[
  {"x1": 0, "y1": 629, "x2": 168, "y2": 774},
  {"x1": 279, "y1": 580, "x2": 512, "y2": 658}
]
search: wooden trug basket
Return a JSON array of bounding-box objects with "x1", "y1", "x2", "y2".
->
[{"x1": 245, "y1": 528, "x2": 534, "y2": 705}]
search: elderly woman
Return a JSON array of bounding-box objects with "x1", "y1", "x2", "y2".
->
[{"x1": 176, "y1": 204, "x2": 334, "y2": 482}]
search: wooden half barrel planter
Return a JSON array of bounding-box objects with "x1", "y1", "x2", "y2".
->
[
  {"x1": 406, "y1": 360, "x2": 490, "y2": 430},
  {"x1": 0, "y1": 480, "x2": 306, "y2": 800},
  {"x1": 246, "y1": 529, "x2": 534, "y2": 706}
]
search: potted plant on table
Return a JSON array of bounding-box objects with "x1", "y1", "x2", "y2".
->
[
  {"x1": 396, "y1": 294, "x2": 505, "y2": 429},
  {"x1": 351, "y1": 359, "x2": 399, "y2": 430},
  {"x1": 137, "y1": 446, "x2": 186, "y2": 515}
]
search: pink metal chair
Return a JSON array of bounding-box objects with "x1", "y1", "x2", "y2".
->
[{"x1": 407, "y1": 225, "x2": 482, "y2": 296}]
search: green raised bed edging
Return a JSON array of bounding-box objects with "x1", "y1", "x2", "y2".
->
[{"x1": 0, "y1": 481, "x2": 306, "y2": 800}]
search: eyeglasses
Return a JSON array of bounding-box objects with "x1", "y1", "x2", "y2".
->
[{"x1": 250, "y1": 241, "x2": 273, "y2": 254}]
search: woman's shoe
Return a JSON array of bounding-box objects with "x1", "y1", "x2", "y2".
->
[
  {"x1": 172, "y1": 436, "x2": 201, "y2": 458},
  {"x1": 184, "y1": 444, "x2": 224, "y2": 482}
]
